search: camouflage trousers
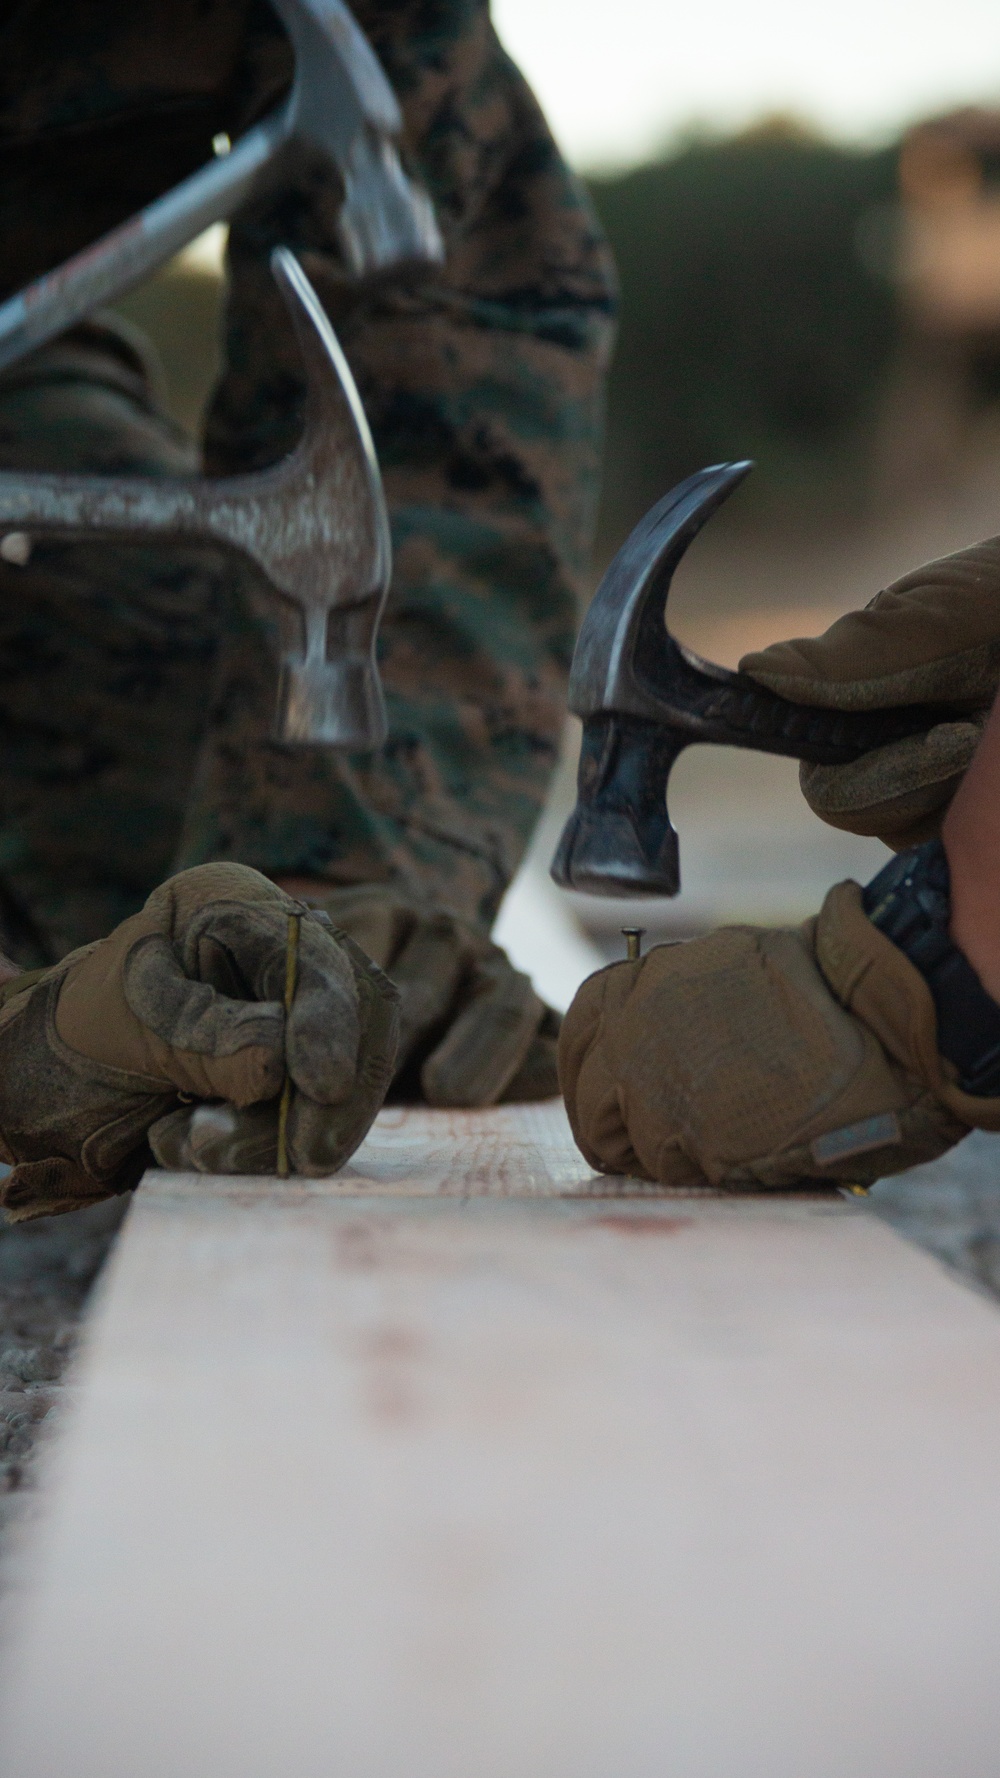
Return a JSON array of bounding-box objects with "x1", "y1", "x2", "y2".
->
[{"x1": 0, "y1": 301, "x2": 590, "y2": 968}]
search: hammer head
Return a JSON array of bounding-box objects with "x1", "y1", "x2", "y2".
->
[
  {"x1": 272, "y1": 0, "x2": 443, "y2": 275},
  {"x1": 0, "y1": 251, "x2": 391, "y2": 751},
  {"x1": 552, "y1": 462, "x2": 956, "y2": 898}
]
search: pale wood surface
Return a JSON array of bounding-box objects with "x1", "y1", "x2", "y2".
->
[
  {"x1": 182, "y1": 1099, "x2": 720, "y2": 1199},
  {"x1": 2, "y1": 1104, "x2": 1000, "y2": 1778}
]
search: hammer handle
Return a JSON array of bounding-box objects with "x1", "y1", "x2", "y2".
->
[
  {"x1": 0, "y1": 118, "x2": 287, "y2": 375},
  {"x1": 629, "y1": 633, "x2": 953, "y2": 762}
]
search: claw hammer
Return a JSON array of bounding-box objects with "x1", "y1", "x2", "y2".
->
[{"x1": 552, "y1": 463, "x2": 963, "y2": 898}]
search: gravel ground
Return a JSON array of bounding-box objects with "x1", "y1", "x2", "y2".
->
[
  {"x1": 0, "y1": 1195, "x2": 129, "y2": 1564},
  {"x1": 868, "y1": 1130, "x2": 1000, "y2": 1301},
  {"x1": 0, "y1": 1134, "x2": 997, "y2": 1584}
]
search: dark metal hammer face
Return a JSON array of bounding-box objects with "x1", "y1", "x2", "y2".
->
[
  {"x1": 0, "y1": 250, "x2": 390, "y2": 751},
  {"x1": 551, "y1": 462, "x2": 957, "y2": 898}
]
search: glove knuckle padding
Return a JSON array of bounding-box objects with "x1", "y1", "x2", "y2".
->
[
  {"x1": 62, "y1": 906, "x2": 285, "y2": 1109},
  {"x1": 137, "y1": 896, "x2": 365, "y2": 1105},
  {"x1": 559, "y1": 883, "x2": 980, "y2": 1189},
  {"x1": 0, "y1": 969, "x2": 175, "y2": 1220},
  {"x1": 123, "y1": 933, "x2": 284, "y2": 1059}
]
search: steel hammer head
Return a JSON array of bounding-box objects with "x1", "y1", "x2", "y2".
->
[
  {"x1": 0, "y1": 250, "x2": 390, "y2": 750},
  {"x1": 551, "y1": 462, "x2": 959, "y2": 898},
  {"x1": 271, "y1": 0, "x2": 442, "y2": 275}
]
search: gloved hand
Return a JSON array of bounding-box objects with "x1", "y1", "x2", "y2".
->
[
  {"x1": 739, "y1": 536, "x2": 1000, "y2": 848},
  {"x1": 558, "y1": 880, "x2": 999, "y2": 1189},
  {"x1": 0, "y1": 864, "x2": 398, "y2": 1222},
  {"x1": 311, "y1": 885, "x2": 559, "y2": 1107}
]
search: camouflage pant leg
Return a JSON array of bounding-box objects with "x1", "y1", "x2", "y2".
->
[
  {"x1": 0, "y1": 327, "x2": 230, "y2": 965},
  {"x1": 174, "y1": 490, "x2": 578, "y2": 925},
  {"x1": 186, "y1": 2, "x2": 617, "y2": 929}
]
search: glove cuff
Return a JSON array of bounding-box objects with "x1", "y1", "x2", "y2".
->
[{"x1": 862, "y1": 840, "x2": 1000, "y2": 1097}]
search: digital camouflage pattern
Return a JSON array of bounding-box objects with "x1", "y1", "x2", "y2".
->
[{"x1": 0, "y1": 0, "x2": 617, "y2": 967}]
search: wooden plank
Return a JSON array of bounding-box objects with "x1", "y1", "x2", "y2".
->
[
  {"x1": 2, "y1": 1106, "x2": 1000, "y2": 1777},
  {"x1": 265, "y1": 1099, "x2": 722, "y2": 1198}
]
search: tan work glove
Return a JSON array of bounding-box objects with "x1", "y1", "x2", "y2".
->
[
  {"x1": 0, "y1": 864, "x2": 398, "y2": 1222},
  {"x1": 558, "y1": 881, "x2": 999, "y2": 1189},
  {"x1": 740, "y1": 536, "x2": 1000, "y2": 849},
  {"x1": 313, "y1": 886, "x2": 559, "y2": 1107}
]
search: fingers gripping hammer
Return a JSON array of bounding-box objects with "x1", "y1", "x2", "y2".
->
[
  {"x1": 0, "y1": 251, "x2": 390, "y2": 750},
  {"x1": 551, "y1": 462, "x2": 960, "y2": 898}
]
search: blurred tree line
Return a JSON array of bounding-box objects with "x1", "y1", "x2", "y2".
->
[{"x1": 587, "y1": 125, "x2": 901, "y2": 560}]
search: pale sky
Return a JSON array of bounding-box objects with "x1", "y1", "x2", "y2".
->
[{"x1": 492, "y1": 0, "x2": 1000, "y2": 170}]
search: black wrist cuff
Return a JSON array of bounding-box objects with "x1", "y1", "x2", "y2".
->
[{"x1": 862, "y1": 839, "x2": 1000, "y2": 1097}]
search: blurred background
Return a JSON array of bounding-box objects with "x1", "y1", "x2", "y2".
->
[{"x1": 112, "y1": 1, "x2": 1000, "y2": 1007}]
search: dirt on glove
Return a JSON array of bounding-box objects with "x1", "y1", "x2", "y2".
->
[
  {"x1": 740, "y1": 536, "x2": 1000, "y2": 848},
  {"x1": 0, "y1": 864, "x2": 398, "y2": 1220}
]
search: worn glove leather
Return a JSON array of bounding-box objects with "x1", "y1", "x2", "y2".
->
[
  {"x1": 740, "y1": 537, "x2": 1000, "y2": 848},
  {"x1": 314, "y1": 886, "x2": 559, "y2": 1107},
  {"x1": 0, "y1": 864, "x2": 398, "y2": 1222},
  {"x1": 558, "y1": 880, "x2": 999, "y2": 1189}
]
